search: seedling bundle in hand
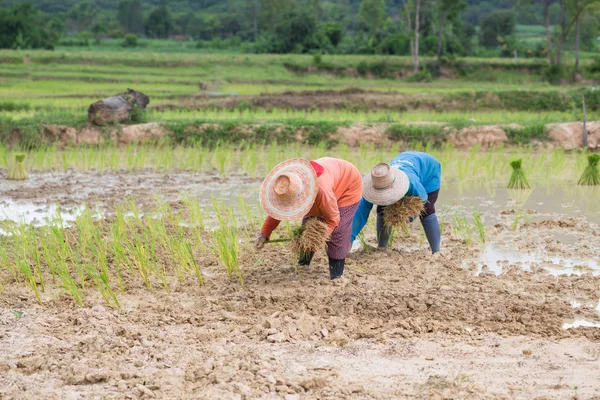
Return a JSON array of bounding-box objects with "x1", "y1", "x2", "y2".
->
[
  {"x1": 507, "y1": 159, "x2": 531, "y2": 189},
  {"x1": 383, "y1": 196, "x2": 425, "y2": 229},
  {"x1": 577, "y1": 154, "x2": 600, "y2": 186},
  {"x1": 290, "y1": 219, "x2": 330, "y2": 255},
  {"x1": 7, "y1": 154, "x2": 29, "y2": 180}
]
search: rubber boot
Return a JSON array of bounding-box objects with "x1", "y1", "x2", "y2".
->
[
  {"x1": 298, "y1": 252, "x2": 314, "y2": 266},
  {"x1": 328, "y1": 257, "x2": 345, "y2": 280},
  {"x1": 376, "y1": 209, "x2": 392, "y2": 249},
  {"x1": 421, "y1": 213, "x2": 441, "y2": 254}
]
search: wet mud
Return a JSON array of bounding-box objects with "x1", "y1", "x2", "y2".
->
[{"x1": 1, "y1": 171, "x2": 600, "y2": 399}]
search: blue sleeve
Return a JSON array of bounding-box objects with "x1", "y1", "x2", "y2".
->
[
  {"x1": 351, "y1": 197, "x2": 373, "y2": 242},
  {"x1": 411, "y1": 180, "x2": 428, "y2": 202}
]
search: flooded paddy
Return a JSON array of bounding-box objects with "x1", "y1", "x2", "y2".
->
[{"x1": 1, "y1": 148, "x2": 600, "y2": 399}]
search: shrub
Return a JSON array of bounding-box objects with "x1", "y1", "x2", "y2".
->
[
  {"x1": 386, "y1": 124, "x2": 446, "y2": 145},
  {"x1": 544, "y1": 64, "x2": 565, "y2": 85},
  {"x1": 407, "y1": 66, "x2": 432, "y2": 82},
  {"x1": 121, "y1": 34, "x2": 138, "y2": 48}
]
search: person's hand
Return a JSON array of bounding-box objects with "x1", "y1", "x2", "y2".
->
[{"x1": 255, "y1": 234, "x2": 267, "y2": 250}]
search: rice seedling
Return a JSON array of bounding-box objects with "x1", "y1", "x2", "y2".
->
[
  {"x1": 512, "y1": 209, "x2": 524, "y2": 231},
  {"x1": 472, "y1": 210, "x2": 486, "y2": 244},
  {"x1": 452, "y1": 214, "x2": 472, "y2": 245},
  {"x1": 212, "y1": 199, "x2": 243, "y2": 285},
  {"x1": 18, "y1": 258, "x2": 41, "y2": 304},
  {"x1": 357, "y1": 232, "x2": 370, "y2": 254},
  {"x1": 290, "y1": 219, "x2": 330, "y2": 256},
  {"x1": 383, "y1": 197, "x2": 425, "y2": 229},
  {"x1": 184, "y1": 242, "x2": 204, "y2": 286},
  {"x1": 577, "y1": 154, "x2": 600, "y2": 186},
  {"x1": 507, "y1": 159, "x2": 532, "y2": 189},
  {"x1": 213, "y1": 225, "x2": 242, "y2": 285},
  {"x1": 7, "y1": 154, "x2": 29, "y2": 180}
]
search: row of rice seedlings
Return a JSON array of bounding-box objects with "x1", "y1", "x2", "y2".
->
[
  {"x1": 452, "y1": 214, "x2": 473, "y2": 245},
  {"x1": 0, "y1": 144, "x2": 595, "y2": 187},
  {"x1": 450, "y1": 209, "x2": 487, "y2": 246},
  {"x1": 0, "y1": 199, "x2": 231, "y2": 306},
  {"x1": 211, "y1": 199, "x2": 243, "y2": 286}
]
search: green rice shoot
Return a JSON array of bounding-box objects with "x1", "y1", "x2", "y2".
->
[
  {"x1": 577, "y1": 154, "x2": 600, "y2": 186},
  {"x1": 507, "y1": 159, "x2": 531, "y2": 189},
  {"x1": 7, "y1": 153, "x2": 29, "y2": 180}
]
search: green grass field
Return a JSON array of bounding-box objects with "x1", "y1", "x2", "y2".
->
[{"x1": 0, "y1": 49, "x2": 598, "y2": 146}]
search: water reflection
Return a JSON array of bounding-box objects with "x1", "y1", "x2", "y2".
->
[{"x1": 470, "y1": 243, "x2": 599, "y2": 276}]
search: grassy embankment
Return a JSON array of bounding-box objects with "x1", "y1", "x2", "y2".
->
[{"x1": 0, "y1": 50, "x2": 598, "y2": 147}]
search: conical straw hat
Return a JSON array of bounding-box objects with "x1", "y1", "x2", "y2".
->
[
  {"x1": 362, "y1": 163, "x2": 409, "y2": 206},
  {"x1": 260, "y1": 158, "x2": 318, "y2": 220}
]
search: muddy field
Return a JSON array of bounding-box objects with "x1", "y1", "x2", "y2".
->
[{"x1": 1, "y1": 170, "x2": 600, "y2": 399}]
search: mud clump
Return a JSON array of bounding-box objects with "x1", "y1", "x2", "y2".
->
[
  {"x1": 447, "y1": 125, "x2": 508, "y2": 149},
  {"x1": 546, "y1": 121, "x2": 600, "y2": 149}
]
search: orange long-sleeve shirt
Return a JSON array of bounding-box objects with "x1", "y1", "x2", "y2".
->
[{"x1": 260, "y1": 157, "x2": 362, "y2": 238}]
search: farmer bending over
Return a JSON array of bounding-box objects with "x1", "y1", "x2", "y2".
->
[
  {"x1": 255, "y1": 158, "x2": 362, "y2": 280},
  {"x1": 351, "y1": 151, "x2": 441, "y2": 253}
]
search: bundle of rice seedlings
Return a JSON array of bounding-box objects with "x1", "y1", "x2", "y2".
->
[
  {"x1": 507, "y1": 159, "x2": 531, "y2": 189},
  {"x1": 7, "y1": 154, "x2": 29, "y2": 180},
  {"x1": 290, "y1": 219, "x2": 330, "y2": 255},
  {"x1": 577, "y1": 154, "x2": 600, "y2": 186},
  {"x1": 383, "y1": 196, "x2": 425, "y2": 229}
]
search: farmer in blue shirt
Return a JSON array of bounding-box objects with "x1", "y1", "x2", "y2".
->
[{"x1": 351, "y1": 151, "x2": 441, "y2": 253}]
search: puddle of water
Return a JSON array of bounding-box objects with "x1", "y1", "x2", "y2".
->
[
  {"x1": 0, "y1": 200, "x2": 85, "y2": 228},
  {"x1": 440, "y1": 185, "x2": 600, "y2": 225},
  {"x1": 562, "y1": 319, "x2": 600, "y2": 329},
  {"x1": 469, "y1": 243, "x2": 600, "y2": 276}
]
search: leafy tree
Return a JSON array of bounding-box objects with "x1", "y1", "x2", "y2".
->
[
  {"x1": 145, "y1": 5, "x2": 173, "y2": 38},
  {"x1": 436, "y1": 0, "x2": 466, "y2": 60},
  {"x1": 66, "y1": 0, "x2": 98, "y2": 33},
  {"x1": 260, "y1": 0, "x2": 294, "y2": 29},
  {"x1": 457, "y1": 21, "x2": 476, "y2": 55},
  {"x1": 324, "y1": 22, "x2": 344, "y2": 47},
  {"x1": 0, "y1": 3, "x2": 57, "y2": 49},
  {"x1": 274, "y1": 8, "x2": 319, "y2": 52},
  {"x1": 118, "y1": 0, "x2": 144, "y2": 34},
  {"x1": 479, "y1": 9, "x2": 515, "y2": 47},
  {"x1": 359, "y1": 0, "x2": 386, "y2": 36},
  {"x1": 45, "y1": 17, "x2": 65, "y2": 46}
]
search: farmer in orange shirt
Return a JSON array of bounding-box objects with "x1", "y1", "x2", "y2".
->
[{"x1": 255, "y1": 158, "x2": 362, "y2": 280}]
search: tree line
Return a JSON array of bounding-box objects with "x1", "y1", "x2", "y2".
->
[{"x1": 0, "y1": 0, "x2": 598, "y2": 68}]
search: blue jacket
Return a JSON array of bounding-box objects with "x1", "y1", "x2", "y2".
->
[{"x1": 351, "y1": 152, "x2": 441, "y2": 242}]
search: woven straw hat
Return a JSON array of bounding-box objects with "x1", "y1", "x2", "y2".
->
[
  {"x1": 260, "y1": 158, "x2": 318, "y2": 221},
  {"x1": 362, "y1": 163, "x2": 409, "y2": 206}
]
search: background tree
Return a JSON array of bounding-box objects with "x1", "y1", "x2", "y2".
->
[
  {"x1": 404, "y1": 0, "x2": 424, "y2": 72},
  {"x1": 273, "y1": 7, "x2": 319, "y2": 53},
  {"x1": 145, "y1": 5, "x2": 173, "y2": 38},
  {"x1": 479, "y1": 9, "x2": 515, "y2": 47},
  {"x1": 246, "y1": 0, "x2": 259, "y2": 41},
  {"x1": 567, "y1": 0, "x2": 600, "y2": 70},
  {"x1": 324, "y1": 22, "x2": 344, "y2": 47},
  {"x1": 118, "y1": 0, "x2": 144, "y2": 34},
  {"x1": 66, "y1": 0, "x2": 97, "y2": 33},
  {"x1": 359, "y1": 0, "x2": 386, "y2": 37},
  {"x1": 260, "y1": 0, "x2": 294, "y2": 30},
  {"x1": 436, "y1": 0, "x2": 466, "y2": 60},
  {"x1": 0, "y1": 3, "x2": 57, "y2": 49}
]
